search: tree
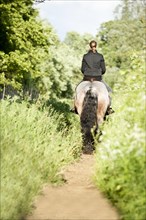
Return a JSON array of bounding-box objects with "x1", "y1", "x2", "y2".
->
[
  {"x1": 0, "y1": 0, "x2": 58, "y2": 99},
  {"x1": 114, "y1": 0, "x2": 146, "y2": 21},
  {"x1": 64, "y1": 31, "x2": 94, "y2": 56},
  {"x1": 97, "y1": 0, "x2": 145, "y2": 69},
  {"x1": 95, "y1": 0, "x2": 146, "y2": 88}
]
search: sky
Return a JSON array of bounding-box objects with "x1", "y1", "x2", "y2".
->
[{"x1": 35, "y1": 0, "x2": 121, "y2": 41}]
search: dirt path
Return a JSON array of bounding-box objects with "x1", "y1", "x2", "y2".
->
[{"x1": 26, "y1": 155, "x2": 119, "y2": 220}]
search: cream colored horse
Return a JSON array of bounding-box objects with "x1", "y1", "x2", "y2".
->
[{"x1": 74, "y1": 81, "x2": 110, "y2": 154}]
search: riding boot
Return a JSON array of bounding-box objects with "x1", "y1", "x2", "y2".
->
[
  {"x1": 70, "y1": 107, "x2": 78, "y2": 114},
  {"x1": 106, "y1": 106, "x2": 115, "y2": 115}
]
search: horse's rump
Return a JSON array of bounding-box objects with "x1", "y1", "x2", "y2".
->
[
  {"x1": 75, "y1": 81, "x2": 109, "y2": 118},
  {"x1": 74, "y1": 81, "x2": 110, "y2": 154}
]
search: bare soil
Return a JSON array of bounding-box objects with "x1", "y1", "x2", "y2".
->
[{"x1": 26, "y1": 154, "x2": 119, "y2": 220}]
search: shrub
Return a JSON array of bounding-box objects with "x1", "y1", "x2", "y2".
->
[{"x1": 94, "y1": 52, "x2": 145, "y2": 220}]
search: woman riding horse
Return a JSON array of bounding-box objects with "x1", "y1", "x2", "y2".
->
[
  {"x1": 71, "y1": 40, "x2": 114, "y2": 115},
  {"x1": 71, "y1": 40, "x2": 114, "y2": 154}
]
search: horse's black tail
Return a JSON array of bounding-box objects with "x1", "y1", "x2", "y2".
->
[{"x1": 80, "y1": 88, "x2": 98, "y2": 154}]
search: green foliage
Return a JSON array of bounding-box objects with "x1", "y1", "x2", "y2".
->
[
  {"x1": 94, "y1": 52, "x2": 145, "y2": 220},
  {"x1": 0, "y1": 0, "x2": 59, "y2": 98},
  {"x1": 93, "y1": 2, "x2": 145, "y2": 218},
  {"x1": 1, "y1": 1, "x2": 146, "y2": 220},
  {"x1": 1, "y1": 0, "x2": 145, "y2": 101},
  {"x1": 98, "y1": 19, "x2": 145, "y2": 69},
  {"x1": 1, "y1": 99, "x2": 82, "y2": 220},
  {"x1": 64, "y1": 31, "x2": 94, "y2": 56},
  {"x1": 97, "y1": 0, "x2": 145, "y2": 71},
  {"x1": 114, "y1": 0, "x2": 146, "y2": 21},
  {"x1": 42, "y1": 43, "x2": 81, "y2": 99}
]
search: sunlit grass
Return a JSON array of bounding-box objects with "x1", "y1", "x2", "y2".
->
[
  {"x1": 1, "y1": 99, "x2": 82, "y2": 220},
  {"x1": 94, "y1": 68, "x2": 145, "y2": 220}
]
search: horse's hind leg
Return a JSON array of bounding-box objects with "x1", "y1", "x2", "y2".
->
[
  {"x1": 94, "y1": 123, "x2": 98, "y2": 136},
  {"x1": 97, "y1": 104, "x2": 107, "y2": 125},
  {"x1": 97, "y1": 130, "x2": 103, "y2": 142}
]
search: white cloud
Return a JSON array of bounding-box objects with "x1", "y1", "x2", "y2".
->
[{"x1": 35, "y1": 0, "x2": 121, "y2": 40}]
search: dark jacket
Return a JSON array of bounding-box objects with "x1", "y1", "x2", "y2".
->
[{"x1": 81, "y1": 50, "x2": 106, "y2": 77}]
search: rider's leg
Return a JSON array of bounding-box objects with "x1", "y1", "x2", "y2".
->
[
  {"x1": 107, "y1": 95, "x2": 115, "y2": 114},
  {"x1": 70, "y1": 105, "x2": 78, "y2": 114},
  {"x1": 70, "y1": 96, "x2": 79, "y2": 114}
]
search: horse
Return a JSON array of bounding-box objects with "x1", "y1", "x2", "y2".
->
[{"x1": 74, "y1": 80, "x2": 110, "y2": 154}]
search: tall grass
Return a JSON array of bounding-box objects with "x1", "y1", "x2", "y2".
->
[
  {"x1": 94, "y1": 54, "x2": 145, "y2": 220},
  {"x1": 1, "y1": 98, "x2": 82, "y2": 220}
]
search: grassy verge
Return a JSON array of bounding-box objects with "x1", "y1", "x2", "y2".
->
[
  {"x1": 94, "y1": 58, "x2": 145, "y2": 220},
  {"x1": 1, "y1": 98, "x2": 82, "y2": 220}
]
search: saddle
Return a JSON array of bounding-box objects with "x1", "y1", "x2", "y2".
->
[{"x1": 83, "y1": 76, "x2": 102, "y2": 82}]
